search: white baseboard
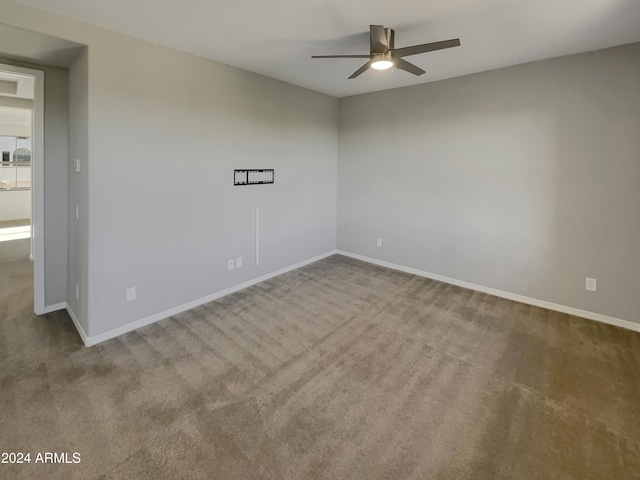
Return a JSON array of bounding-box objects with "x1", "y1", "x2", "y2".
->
[
  {"x1": 79, "y1": 250, "x2": 339, "y2": 347},
  {"x1": 41, "y1": 302, "x2": 66, "y2": 314},
  {"x1": 336, "y1": 250, "x2": 640, "y2": 334},
  {"x1": 65, "y1": 303, "x2": 89, "y2": 345}
]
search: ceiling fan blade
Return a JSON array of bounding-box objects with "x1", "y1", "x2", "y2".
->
[
  {"x1": 370, "y1": 25, "x2": 389, "y2": 53},
  {"x1": 348, "y1": 61, "x2": 372, "y2": 79},
  {"x1": 311, "y1": 55, "x2": 371, "y2": 58},
  {"x1": 392, "y1": 38, "x2": 461, "y2": 57},
  {"x1": 395, "y1": 58, "x2": 425, "y2": 76}
]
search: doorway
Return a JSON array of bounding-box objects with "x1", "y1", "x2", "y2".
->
[{"x1": 0, "y1": 63, "x2": 45, "y2": 314}]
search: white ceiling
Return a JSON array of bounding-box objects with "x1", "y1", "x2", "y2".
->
[{"x1": 14, "y1": 0, "x2": 640, "y2": 97}]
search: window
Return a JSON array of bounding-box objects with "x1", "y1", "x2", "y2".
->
[
  {"x1": 0, "y1": 136, "x2": 31, "y2": 190},
  {"x1": 13, "y1": 148, "x2": 31, "y2": 163}
]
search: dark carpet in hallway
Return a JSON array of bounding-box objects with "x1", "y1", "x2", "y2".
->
[{"x1": 1, "y1": 251, "x2": 640, "y2": 479}]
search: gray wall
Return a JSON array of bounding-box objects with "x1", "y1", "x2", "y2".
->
[
  {"x1": 0, "y1": 2, "x2": 338, "y2": 337},
  {"x1": 87, "y1": 39, "x2": 337, "y2": 336},
  {"x1": 0, "y1": 56, "x2": 69, "y2": 307},
  {"x1": 43, "y1": 65, "x2": 69, "y2": 306},
  {"x1": 67, "y1": 47, "x2": 88, "y2": 330},
  {"x1": 7, "y1": 0, "x2": 637, "y2": 332},
  {"x1": 338, "y1": 43, "x2": 640, "y2": 323}
]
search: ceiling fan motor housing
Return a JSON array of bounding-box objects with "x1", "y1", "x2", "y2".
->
[{"x1": 371, "y1": 27, "x2": 395, "y2": 53}]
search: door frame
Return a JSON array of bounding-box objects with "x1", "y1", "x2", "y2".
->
[{"x1": 0, "y1": 62, "x2": 46, "y2": 314}]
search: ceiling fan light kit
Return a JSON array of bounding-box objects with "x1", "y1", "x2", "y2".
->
[
  {"x1": 370, "y1": 52, "x2": 393, "y2": 70},
  {"x1": 312, "y1": 25, "x2": 461, "y2": 79}
]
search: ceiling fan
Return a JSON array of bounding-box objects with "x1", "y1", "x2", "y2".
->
[{"x1": 312, "y1": 25, "x2": 461, "y2": 79}]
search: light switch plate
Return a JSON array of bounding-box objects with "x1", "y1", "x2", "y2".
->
[{"x1": 74, "y1": 158, "x2": 81, "y2": 173}]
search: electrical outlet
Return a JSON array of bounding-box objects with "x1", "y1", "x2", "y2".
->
[
  {"x1": 585, "y1": 278, "x2": 597, "y2": 292},
  {"x1": 75, "y1": 205, "x2": 79, "y2": 220},
  {"x1": 75, "y1": 284, "x2": 79, "y2": 300},
  {"x1": 376, "y1": 238, "x2": 382, "y2": 248},
  {"x1": 228, "y1": 259, "x2": 235, "y2": 271},
  {"x1": 126, "y1": 287, "x2": 136, "y2": 302},
  {"x1": 236, "y1": 257, "x2": 243, "y2": 268}
]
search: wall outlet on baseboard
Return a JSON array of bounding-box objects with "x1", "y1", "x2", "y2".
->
[
  {"x1": 585, "y1": 278, "x2": 597, "y2": 292},
  {"x1": 236, "y1": 257, "x2": 243, "y2": 268},
  {"x1": 228, "y1": 259, "x2": 235, "y2": 271},
  {"x1": 126, "y1": 287, "x2": 136, "y2": 302},
  {"x1": 376, "y1": 238, "x2": 382, "y2": 248}
]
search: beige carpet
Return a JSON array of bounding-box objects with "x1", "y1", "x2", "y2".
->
[{"x1": 1, "y1": 251, "x2": 639, "y2": 479}]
